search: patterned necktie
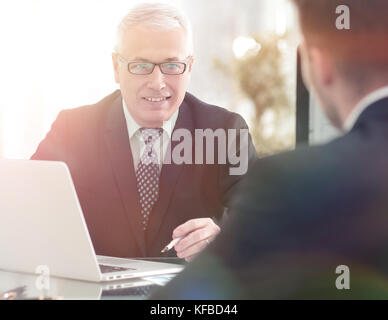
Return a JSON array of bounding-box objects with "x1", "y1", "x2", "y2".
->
[{"x1": 135, "y1": 128, "x2": 163, "y2": 231}]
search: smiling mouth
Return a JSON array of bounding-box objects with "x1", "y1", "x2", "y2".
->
[{"x1": 142, "y1": 96, "x2": 171, "y2": 102}]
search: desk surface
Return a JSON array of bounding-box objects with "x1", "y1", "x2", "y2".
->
[{"x1": 0, "y1": 258, "x2": 185, "y2": 300}]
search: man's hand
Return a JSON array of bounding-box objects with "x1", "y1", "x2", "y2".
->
[{"x1": 172, "y1": 218, "x2": 221, "y2": 262}]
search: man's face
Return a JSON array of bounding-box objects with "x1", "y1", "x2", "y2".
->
[{"x1": 113, "y1": 25, "x2": 193, "y2": 127}]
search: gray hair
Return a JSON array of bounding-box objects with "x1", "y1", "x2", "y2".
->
[{"x1": 114, "y1": 2, "x2": 194, "y2": 55}]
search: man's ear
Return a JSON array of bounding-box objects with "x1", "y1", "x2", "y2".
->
[
  {"x1": 308, "y1": 46, "x2": 335, "y2": 87},
  {"x1": 188, "y1": 56, "x2": 194, "y2": 72},
  {"x1": 112, "y1": 53, "x2": 120, "y2": 84}
]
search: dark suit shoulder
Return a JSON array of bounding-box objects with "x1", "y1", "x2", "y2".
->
[
  {"x1": 250, "y1": 122, "x2": 382, "y2": 179},
  {"x1": 246, "y1": 133, "x2": 356, "y2": 190}
]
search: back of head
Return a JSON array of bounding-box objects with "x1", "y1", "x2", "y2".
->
[
  {"x1": 115, "y1": 2, "x2": 193, "y2": 55},
  {"x1": 292, "y1": 0, "x2": 388, "y2": 88}
]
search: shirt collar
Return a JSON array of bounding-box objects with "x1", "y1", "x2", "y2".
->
[
  {"x1": 122, "y1": 99, "x2": 179, "y2": 138},
  {"x1": 344, "y1": 85, "x2": 388, "y2": 132}
]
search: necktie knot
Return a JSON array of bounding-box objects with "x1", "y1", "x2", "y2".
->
[{"x1": 139, "y1": 128, "x2": 163, "y2": 146}]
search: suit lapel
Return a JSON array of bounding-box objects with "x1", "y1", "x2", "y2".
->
[
  {"x1": 103, "y1": 93, "x2": 146, "y2": 256},
  {"x1": 147, "y1": 100, "x2": 193, "y2": 249}
]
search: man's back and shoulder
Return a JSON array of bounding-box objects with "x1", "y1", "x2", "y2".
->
[
  {"x1": 230, "y1": 96, "x2": 388, "y2": 298},
  {"x1": 152, "y1": 96, "x2": 388, "y2": 299},
  {"x1": 152, "y1": 0, "x2": 388, "y2": 299},
  {"x1": 238, "y1": 95, "x2": 388, "y2": 236}
]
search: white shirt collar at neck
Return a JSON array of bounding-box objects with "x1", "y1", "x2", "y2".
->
[
  {"x1": 122, "y1": 99, "x2": 179, "y2": 138},
  {"x1": 344, "y1": 85, "x2": 388, "y2": 132}
]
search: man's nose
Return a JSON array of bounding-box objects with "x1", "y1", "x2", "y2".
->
[{"x1": 146, "y1": 65, "x2": 166, "y2": 91}]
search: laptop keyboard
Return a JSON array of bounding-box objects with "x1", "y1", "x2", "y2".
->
[
  {"x1": 101, "y1": 284, "x2": 160, "y2": 299},
  {"x1": 102, "y1": 285, "x2": 158, "y2": 298},
  {"x1": 99, "y1": 264, "x2": 134, "y2": 274}
]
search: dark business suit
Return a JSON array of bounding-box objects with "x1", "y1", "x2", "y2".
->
[
  {"x1": 31, "y1": 90, "x2": 258, "y2": 258},
  {"x1": 152, "y1": 97, "x2": 388, "y2": 299}
]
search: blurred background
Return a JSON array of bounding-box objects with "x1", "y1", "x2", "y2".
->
[{"x1": 0, "y1": 0, "x2": 300, "y2": 159}]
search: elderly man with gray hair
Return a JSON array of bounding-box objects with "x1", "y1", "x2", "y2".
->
[{"x1": 31, "y1": 2, "x2": 258, "y2": 261}]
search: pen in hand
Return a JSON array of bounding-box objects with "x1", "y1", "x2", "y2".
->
[{"x1": 161, "y1": 237, "x2": 183, "y2": 253}]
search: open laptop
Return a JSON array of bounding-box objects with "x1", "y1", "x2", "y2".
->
[{"x1": 0, "y1": 159, "x2": 184, "y2": 282}]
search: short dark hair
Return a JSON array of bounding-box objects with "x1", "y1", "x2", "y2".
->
[
  {"x1": 293, "y1": 0, "x2": 388, "y2": 61},
  {"x1": 292, "y1": 0, "x2": 388, "y2": 85}
]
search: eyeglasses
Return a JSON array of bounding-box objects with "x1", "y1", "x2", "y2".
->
[{"x1": 116, "y1": 54, "x2": 191, "y2": 75}]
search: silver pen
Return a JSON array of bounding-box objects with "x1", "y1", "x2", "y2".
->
[{"x1": 161, "y1": 237, "x2": 183, "y2": 253}]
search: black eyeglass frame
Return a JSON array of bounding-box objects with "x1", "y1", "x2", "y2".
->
[{"x1": 116, "y1": 53, "x2": 192, "y2": 75}]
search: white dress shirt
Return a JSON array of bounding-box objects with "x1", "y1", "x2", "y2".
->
[
  {"x1": 122, "y1": 99, "x2": 179, "y2": 171},
  {"x1": 344, "y1": 85, "x2": 388, "y2": 132}
]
